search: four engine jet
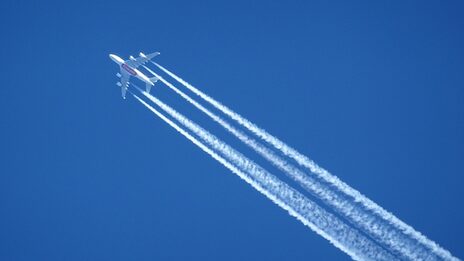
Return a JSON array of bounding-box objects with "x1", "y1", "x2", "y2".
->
[{"x1": 109, "y1": 52, "x2": 160, "y2": 99}]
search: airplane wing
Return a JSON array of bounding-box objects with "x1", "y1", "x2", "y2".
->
[
  {"x1": 126, "y1": 52, "x2": 160, "y2": 68},
  {"x1": 119, "y1": 71, "x2": 130, "y2": 99}
]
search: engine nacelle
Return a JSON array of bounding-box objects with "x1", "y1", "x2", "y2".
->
[
  {"x1": 129, "y1": 55, "x2": 136, "y2": 61},
  {"x1": 116, "y1": 82, "x2": 122, "y2": 87},
  {"x1": 139, "y1": 52, "x2": 146, "y2": 58},
  {"x1": 116, "y1": 72, "x2": 121, "y2": 78}
]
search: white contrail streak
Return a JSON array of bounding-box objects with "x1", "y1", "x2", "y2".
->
[
  {"x1": 139, "y1": 68, "x2": 436, "y2": 259},
  {"x1": 151, "y1": 63, "x2": 459, "y2": 261},
  {"x1": 132, "y1": 90, "x2": 399, "y2": 261}
]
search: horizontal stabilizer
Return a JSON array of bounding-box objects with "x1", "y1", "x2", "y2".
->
[
  {"x1": 140, "y1": 52, "x2": 160, "y2": 60},
  {"x1": 149, "y1": 76, "x2": 159, "y2": 83}
]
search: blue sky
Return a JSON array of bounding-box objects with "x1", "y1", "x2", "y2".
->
[{"x1": 1, "y1": 1, "x2": 463, "y2": 260}]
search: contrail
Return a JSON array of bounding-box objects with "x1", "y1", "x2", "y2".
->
[
  {"x1": 132, "y1": 90, "x2": 399, "y2": 261},
  {"x1": 142, "y1": 66, "x2": 433, "y2": 259},
  {"x1": 151, "y1": 63, "x2": 459, "y2": 261}
]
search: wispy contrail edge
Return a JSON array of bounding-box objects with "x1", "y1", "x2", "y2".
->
[{"x1": 151, "y1": 63, "x2": 459, "y2": 261}]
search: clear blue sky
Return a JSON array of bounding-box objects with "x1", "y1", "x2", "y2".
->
[{"x1": 1, "y1": 1, "x2": 463, "y2": 260}]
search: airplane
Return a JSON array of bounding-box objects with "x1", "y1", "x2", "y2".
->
[{"x1": 109, "y1": 52, "x2": 160, "y2": 99}]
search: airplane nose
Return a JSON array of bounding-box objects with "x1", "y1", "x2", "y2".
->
[
  {"x1": 109, "y1": 53, "x2": 123, "y2": 65},
  {"x1": 109, "y1": 54, "x2": 118, "y2": 63}
]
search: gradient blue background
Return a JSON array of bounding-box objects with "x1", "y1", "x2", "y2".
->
[{"x1": 1, "y1": 1, "x2": 463, "y2": 260}]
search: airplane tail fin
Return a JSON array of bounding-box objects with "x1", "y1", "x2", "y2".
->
[{"x1": 146, "y1": 77, "x2": 158, "y2": 94}]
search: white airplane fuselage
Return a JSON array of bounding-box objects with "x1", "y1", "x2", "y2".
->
[{"x1": 109, "y1": 54, "x2": 154, "y2": 86}]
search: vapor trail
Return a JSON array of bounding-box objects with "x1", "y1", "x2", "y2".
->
[
  {"x1": 151, "y1": 63, "x2": 458, "y2": 261},
  {"x1": 132, "y1": 89, "x2": 399, "y2": 261},
  {"x1": 140, "y1": 67, "x2": 438, "y2": 259}
]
